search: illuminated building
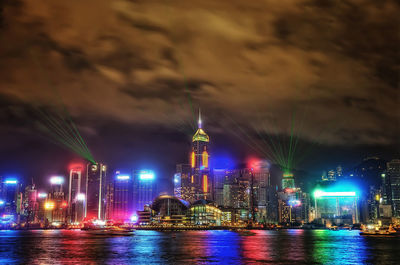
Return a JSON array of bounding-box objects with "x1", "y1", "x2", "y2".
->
[
  {"x1": 213, "y1": 165, "x2": 273, "y2": 223},
  {"x1": 189, "y1": 200, "x2": 222, "y2": 226},
  {"x1": 386, "y1": 159, "x2": 400, "y2": 217},
  {"x1": 313, "y1": 189, "x2": 359, "y2": 226},
  {"x1": 175, "y1": 164, "x2": 191, "y2": 201},
  {"x1": 23, "y1": 185, "x2": 38, "y2": 223},
  {"x1": 105, "y1": 182, "x2": 114, "y2": 221},
  {"x1": 86, "y1": 163, "x2": 107, "y2": 220},
  {"x1": 245, "y1": 166, "x2": 270, "y2": 223},
  {"x1": 282, "y1": 172, "x2": 295, "y2": 190},
  {"x1": 151, "y1": 195, "x2": 189, "y2": 224},
  {"x1": 321, "y1": 166, "x2": 342, "y2": 182},
  {"x1": 267, "y1": 185, "x2": 279, "y2": 223},
  {"x1": 189, "y1": 110, "x2": 211, "y2": 202},
  {"x1": 367, "y1": 186, "x2": 382, "y2": 222},
  {"x1": 48, "y1": 176, "x2": 66, "y2": 223},
  {"x1": 111, "y1": 172, "x2": 134, "y2": 222},
  {"x1": 133, "y1": 170, "x2": 156, "y2": 212},
  {"x1": 68, "y1": 165, "x2": 85, "y2": 223},
  {"x1": 213, "y1": 169, "x2": 228, "y2": 206},
  {"x1": 278, "y1": 188, "x2": 309, "y2": 225},
  {"x1": 173, "y1": 173, "x2": 182, "y2": 198},
  {"x1": 0, "y1": 178, "x2": 20, "y2": 219},
  {"x1": 137, "y1": 209, "x2": 151, "y2": 225}
]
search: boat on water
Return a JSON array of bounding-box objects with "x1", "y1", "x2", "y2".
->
[
  {"x1": 360, "y1": 224, "x2": 397, "y2": 236},
  {"x1": 85, "y1": 226, "x2": 135, "y2": 236}
]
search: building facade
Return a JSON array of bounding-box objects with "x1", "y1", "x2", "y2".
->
[
  {"x1": 133, "y1": 170, "x2": 156, "y2": 212},
  {"x1": 85, "y1": 163, "x2": 107, "y2": 220},
  {"x1": 190, "y1": 111, "x2": 211, "y2": 201}
]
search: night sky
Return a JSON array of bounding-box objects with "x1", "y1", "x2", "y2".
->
[{"x1": 0, "y1": 0, "x2": 399, "y2": 192}]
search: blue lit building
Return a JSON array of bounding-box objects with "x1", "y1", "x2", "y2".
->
[
  {"x1": 133, "y1": 170, "x2": 156, "y2": 212},
  {"x1": 112, "y1": 172, "x2": 134, "y2": 221},
  {"x1": 0, "y1": 177, "x2": 21, "y2": 221},
  {"x1": 173, "y1": 173, "x2": 182, "y2": 198}
]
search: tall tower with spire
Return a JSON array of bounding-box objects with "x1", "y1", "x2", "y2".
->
[{"x1": 188, "y1": 109, "x2": 211, "y2": 201}]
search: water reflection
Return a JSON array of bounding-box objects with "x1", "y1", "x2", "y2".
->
[
  {"x1": 0, "y1": 229, "x2": 399, "y2": 264},
  {"x1": 312, "y1": 230, "x2": 369, "y2": 264}
]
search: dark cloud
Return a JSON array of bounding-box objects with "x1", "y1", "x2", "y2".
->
[{"x1": 0, "y1": 0, "x2": 399, "y2": 186}]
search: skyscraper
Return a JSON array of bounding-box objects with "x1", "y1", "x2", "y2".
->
[
  {"x1": 213, "y1": 169, "x2": 228, "y2": 206},
  {"x1": 173, "y1": 173, "x2": 182, "y2": 198},
  {"x1": 386, "y1": 159, "x2": 400, "y2": 217},
  {"x1": 177, "y1": 163, "x2": 192, "y2": 202},
  {"x1": 133, "y1": 170, "x2": 156, "y2": 212},
  {"x1": 86, "y1": 163, "x2": 107, "y2": 220},
  {"x1": 190, "y1": 110, "x2": 211, "y2": 201},
  {"x1": 0, "y1": 178, "x2": 20, "y2": 219},
  {"x1": 48, "y1": 176, "x2": 67, "y2": 223},
  {"x1": 282, "y1": 172, "x2": 295, "y2": 190},
  {"x1": 68, "y1": 165, "x2": 85, "y2": 223},
  {"x1": 23, "y1": 185, "x2": 38, "y2": 223},
  {"x1": 112, "y1": 172, "x2": 134, "y2": 221}
]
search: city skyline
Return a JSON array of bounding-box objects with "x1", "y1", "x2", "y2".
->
[
  {"x1": 0, "y1": 1, "x2": 399, "y2": 263},
  {"x1": 0, "y1": 0, "x2": 399, "y2": 190}
]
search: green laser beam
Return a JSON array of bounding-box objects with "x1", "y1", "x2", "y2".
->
[
  {"x1": 253, "y1": 125, "x2": 282, "y2": 165},
  {"x1": 226, "y1": 115, "x2": 277, "y2": 162},
  {"x1": 36, "y1": 109, "x2": 85, "y2": 153}
]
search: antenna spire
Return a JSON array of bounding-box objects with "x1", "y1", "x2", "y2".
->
[{"x1": 198, "y1": 108, "x2": 202, "y2": 129}]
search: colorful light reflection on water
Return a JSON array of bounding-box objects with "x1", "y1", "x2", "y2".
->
[{"x1": 0, "y1": 229, "x2": 399, "y2": 264}]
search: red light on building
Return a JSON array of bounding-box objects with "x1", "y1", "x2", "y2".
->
[
  {"x1": 247, "y1": 158, "x2": 261, "y2": 172},
  {"x1": 284, "y1": 188, "x2": 294, "y2": 193},
  {"x1": 61, "y1": 201, "x2": 68, "y2": 208},
  {"x1": 69, "y1": 163, "x2": 84, "y2": 171}
]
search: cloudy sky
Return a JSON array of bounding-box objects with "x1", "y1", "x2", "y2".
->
[{"x1": 0, "y1": 0, "x2": 399, "y2": 190}]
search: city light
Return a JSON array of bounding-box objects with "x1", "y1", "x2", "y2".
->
[
  {"x1": 174, "y1": 174, "x2": 181, "y2": 184},
  {"x1": 51, "y1": 222, "x2": 61, "y2": 227},
  {"x1": 61, "y1": 201, "x2": 68, "y2": 207},
  {"x1": 314, "y1": 190, "x2": 356, "y2": 198},
  {"x1": 130, "y1": 214, "x2": 138, "y2": 223},
  {"x1": 288, "y1": 200, "x2": 301, "y2": 207},
  {"x1": 1, "y1": 214, "x2": 14, "y2": 224},
  {"x1": 0, "y1": 200, "x2": 4, "y2": 205},
  {"x1": 203, "y1": 175, "x2": 208, "y2": 193},
  {"x1": 139, "y1": 170, "x2": 155, "y2": 180},
  {"x1": 44, "y1": 201, "x2": 55, "y2": 210},
  {"x1": 248, "y1": 158, "x2": 263, "y2": 171},
  {"x1": 76, "y1": 193, "x2": 85, "y2": 201},
  {"x1": 2, "y1": 214, "x2": 13, "y2": 219},
  {"x1": 38, "y1": 193, "x2": 47, "y2": 199},
  {"x1": 202, "y1": 151, "x2": 208, "y2": 168},
  {"x1": 93, "y1": 220, "x2": 106, "y2": 226},
  {"x1": 4, "y1": 179, "x2": 18, "y2": 184},
  {"x1": 50, "y1": 176, "x2": 64, "y2": 185},
  {"x1": 191, "y1": 152, "x2": 195, "y2": 168},
  {"x1": 283, "y1": 172, "x2": 294, "y2": 178},
  {"x1": 116, "y1": 175, "x2": 130, "y2": 180}
]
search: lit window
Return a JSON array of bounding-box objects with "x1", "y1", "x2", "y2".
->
[
  {"x1": 191, "y1": 152, "x2": 195, "y2": 168},
  {"x1": 202, "y1": 151, "x2": 208, "y2": 168},
  {"x1": 203, "y1": 175, "x2": 208, "y2": 193}
]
